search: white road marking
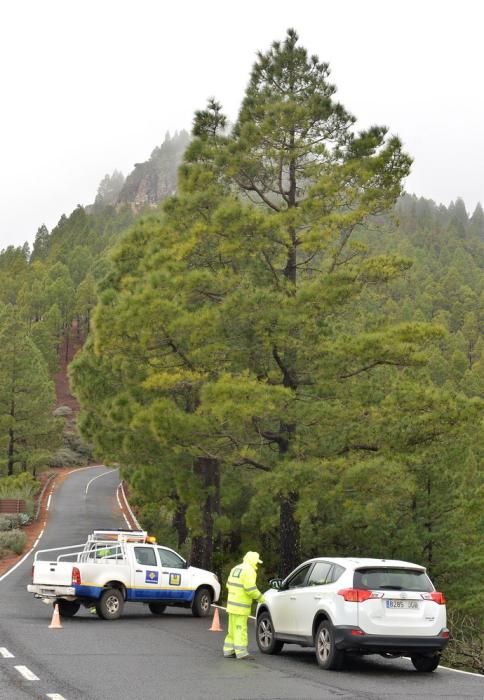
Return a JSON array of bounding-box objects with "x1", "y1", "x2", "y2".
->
[
  {"x1": 403, "y1": 656, "x2": 483, "y2": 677},
  {"x1": 0, "y1": 647, "x2": 14, "y2": 658},
  {"x1": 15, "y1": 665, "x2": 39, "y2": 681},
  {"x1": 46, "y1": 494, "x2": 52, "y2": 510},
  {"x1": 0, "y1": 465, "x2": 108, "y2": 585},
  {"x1": 119, "y1": 480, "x2": 141, "y2": 530},
  {"x1": 0, "y1": 540, "x2": 41, "y2": 583},
  {"x1": 116, "y1": 485, "x2": 131, "y2": 528},
  {"x1": 46, "y1": 694, "x2": 67, "y2": 699},
  {"x1": 85, "y1": 469, "x2": 115, "y2": 496},
  {"x1": 438, "y1": 664, "x2": 484, "y2": 677}
]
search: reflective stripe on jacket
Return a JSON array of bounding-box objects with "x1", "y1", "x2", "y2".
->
[{"x1": 226, "y1": 561, "x2": 262, "y2": 616}]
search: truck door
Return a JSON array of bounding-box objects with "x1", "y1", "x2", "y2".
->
[
  {"x1": 156, "y1": 547, "x2": 192, "y2": 603},
  {"x1": 132, "y1": 546, "x2": 161, "y2": 600}
]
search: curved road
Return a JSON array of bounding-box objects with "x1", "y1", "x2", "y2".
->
[{"x1": 0, "y1": 466, "x2": 482, "y2": 699}]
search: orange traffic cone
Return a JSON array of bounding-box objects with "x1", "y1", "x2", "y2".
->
[
  {"x1": 48, "y1": 604, "x2": 63, "y2": 629},
  {"x1": 209, "y1": 606, "x2": 223, "y2": 632}
]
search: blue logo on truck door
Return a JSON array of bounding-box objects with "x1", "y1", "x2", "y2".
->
[{"x1": 145, "y1": 570, "x2": 159, "y2": 584}]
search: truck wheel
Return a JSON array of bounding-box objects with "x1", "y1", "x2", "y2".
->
[
  {"x1": 411, "y1": 653, "x2": 440, "y2": 672},
  {"x1": 57, "y1": 600, "x2": 80, "y2": 618},
  {"x1": 314, "y1": 620, "x2": 345, "y2": 670},
  {"x1": 148, "y1": 603, "x2": 166, "y2": 616},
  {"x1": 192, "y1": 587, "x2": 212, "y2": 617},
  {"x1": 96, "y1": 588, "x2": 124, "y2": 620}
]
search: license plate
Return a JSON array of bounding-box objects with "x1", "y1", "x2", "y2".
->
[
  {"x1": 385, "y1": 599, "x2": 419, "y2": 609},
  {"x1": 41, "y1": 588, "x2": 55, "y2": 595}
]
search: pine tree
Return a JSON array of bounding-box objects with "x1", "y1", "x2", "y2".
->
[{"x1": 0, "y1": 306, "x2": 60, "y2": 475}]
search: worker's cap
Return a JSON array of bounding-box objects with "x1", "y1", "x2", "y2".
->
[{"x1": 244, "y1": 551, "x2": 263, "y2": 566}]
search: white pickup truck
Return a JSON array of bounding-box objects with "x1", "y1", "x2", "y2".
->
[{"x1": 27, "y1": 529, "x2": 220, "y2": 620}]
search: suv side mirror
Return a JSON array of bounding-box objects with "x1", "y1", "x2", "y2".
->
[{"x1": 269, "y1": 578, "x2": 283, "y2": 590}]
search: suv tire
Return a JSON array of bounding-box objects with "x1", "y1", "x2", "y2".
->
[
  {"x1": 96, "y1": 587, "x2": 124, "y2": 620},
  {"x1": 314, "y1": 620, "x2": 344, "y2": 670},
  {"x1": 411, "y1": 653, "x2": 440, "y2": 672},
  {"x1": 192, "y1": 587, "x2": 212, "y2": 617},
  {"x1": 256, "y1": 612, "x2": 284, "y2": 654}
]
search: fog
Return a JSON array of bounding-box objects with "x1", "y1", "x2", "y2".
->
[{"x1": 1, "y1": 0, "x2": 483, "y2": 248}]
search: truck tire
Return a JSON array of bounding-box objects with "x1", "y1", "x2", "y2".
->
[
  {"x1": 96, "y1": 587, "x2": 124, "y2": 620},
  {"x1": 192, "y1": 587, "x2": 212, "y2": 617},
  {"x1": 148, "y1": 603, "x2": 166, "y2": 616},
  {"x1": 57, "y1": 600, "x2": 80, "y2": 618}
]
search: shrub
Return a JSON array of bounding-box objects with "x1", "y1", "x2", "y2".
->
[
  {"x1": 49, "y1": 447, "x2": 83, "y2": 467},
  {"x1": 0, "y1": 529, "x2": 27, "y2": 555},
  {"x1": 0, "y1": 516, "x2": 11, "y2": 531},
  {"x1": 444, "y1": 610, "x2": 484, "y2": 674},
  {"x1": 53, "y1": 405, "x2": 73, "y2": 417},
  {"x1": 64, "y1": 431, "x2": 93, "y2": 459},
  {"x1": 0, "y1": 472, "x2": 39, "y2": 500},
  {"x1": 0, "y1": 547, "x2": 11, "y2": 560}
]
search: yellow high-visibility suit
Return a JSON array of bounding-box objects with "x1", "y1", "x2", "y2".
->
[{"x1": 223, "y1": 551, "x2": 265, "y2": 659}]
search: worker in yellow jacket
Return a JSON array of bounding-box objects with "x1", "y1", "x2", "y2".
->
[{"x1": 223, "y1": 551, "x2": 265, "y2": 660}]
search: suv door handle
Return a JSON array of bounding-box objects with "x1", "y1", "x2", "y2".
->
[
  {"x1": 136, "y1": 569, "x2": 142, "y2": 573},
  {"x1": 290, "y1": 596, "x2": 297, "y2": 600},
  {"x1": 314, "y1": 595, "x2": 322, "y2": 600}
]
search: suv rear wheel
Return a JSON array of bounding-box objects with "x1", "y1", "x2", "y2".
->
[
  {"x1": 314, "y1": 620, "x2": 344, "y2": 670},
  {"x1": 256, "y1": 612, "x2": 284, "y2": 654},
  {"x1": 411, "y1": 653, "x2": 440, "y2": 672}
]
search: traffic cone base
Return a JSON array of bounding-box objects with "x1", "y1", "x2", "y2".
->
[
  {"x1": 49, "y1": 603, "x2": 63, "y2": 629},
  {"x1": 209, "y1": 606, "x2": 222, "y2": 632}
]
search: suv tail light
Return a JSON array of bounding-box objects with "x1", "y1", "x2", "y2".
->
[
  {"x1": 338, "y1": 588, "x2": 373, "y2": 603},
  {"x1": 421, "y1": 591, "x2": 446, "y2": 604},
  {"x1": 72, "y1": 567, "x2": 81, "y2": 585}
]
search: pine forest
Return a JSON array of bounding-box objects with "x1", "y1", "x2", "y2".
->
[{"x1": 0, "y1": 31, "x2": 482, "y2": 671}]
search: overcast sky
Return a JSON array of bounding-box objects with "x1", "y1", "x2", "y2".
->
[{"x1": 1, "y1": 0, "x2": 483, "y2": 249}]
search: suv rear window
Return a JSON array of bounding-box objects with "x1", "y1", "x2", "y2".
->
[{"x1": 354, "y1": 567, "x2": 433, "y2": 592}]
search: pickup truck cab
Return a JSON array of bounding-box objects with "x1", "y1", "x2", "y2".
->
[{"x1": 27, "y1": 529, "x2": 220, "y2": 620}]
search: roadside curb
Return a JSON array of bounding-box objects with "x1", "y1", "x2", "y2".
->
[{"x1": 34, "y1": 473, "x2": 57, "y2": 521}]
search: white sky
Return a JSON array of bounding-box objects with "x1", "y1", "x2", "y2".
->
[{"x1": 1, "y1": 0, "x2": 483, "y2": 249}]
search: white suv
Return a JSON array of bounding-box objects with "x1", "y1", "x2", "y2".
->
[{"x1": 256, "y1": 557, "x2": 448, "y2": 672}]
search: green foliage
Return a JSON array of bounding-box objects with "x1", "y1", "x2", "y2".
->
[
  {"x1": 0, "y1": 529, "x2": 26, "y2": 556},
  {"x1": 0, "y1": 472, "x2": 40, "y2": 499},
  {"x1": 0, "y1": 306, "x2": 61, "y2": 476}
]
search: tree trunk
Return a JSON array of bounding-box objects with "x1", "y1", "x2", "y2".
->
[
  {"x1": 190, "y1": 457, "x2": 220, "y2": 570},
  {"x1": 7, "y1": 427, "x2": 15, "y2": 476},
  {"x1": 279, "y1": 491, "x2": 300, "y2": 576},
  {"x1": 64, "y1": 325, "x2": 70, "y2": 363},
  {"x1": 173, "y1": 502, "x2": 188, "y2": 550}
]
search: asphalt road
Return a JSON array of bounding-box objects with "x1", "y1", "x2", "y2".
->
[{"x1": 0, "y1": 466, "x2": 482, "y2": 700}]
